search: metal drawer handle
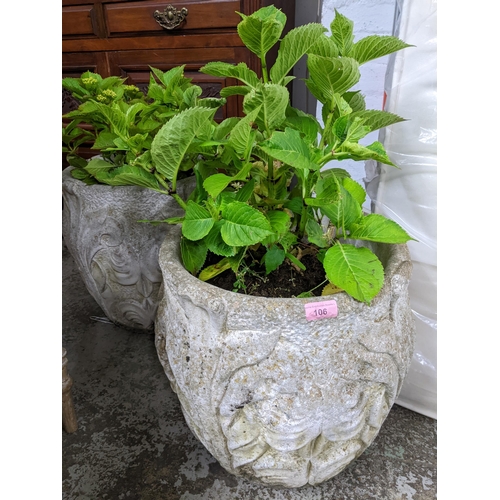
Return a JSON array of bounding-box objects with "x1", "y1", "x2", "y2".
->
[{"x1": 153, "y1": 5, "x2": 188, "y2": 30}]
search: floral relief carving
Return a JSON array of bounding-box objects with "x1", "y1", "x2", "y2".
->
[
  {"x1": 217, "y1": 339, "x2": 397, "y2": 486},
  {"x1": 62, "y1": 168, "x2": 190, "y2": 331}
]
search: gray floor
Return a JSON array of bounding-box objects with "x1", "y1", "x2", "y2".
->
[{"x1": 62, "y1": 242, "x2": 437, "y2": 500}]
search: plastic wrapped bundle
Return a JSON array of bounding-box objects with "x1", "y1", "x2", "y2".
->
[{"x1": 365, "y1": 0, "x2": 437, "y2": 418}]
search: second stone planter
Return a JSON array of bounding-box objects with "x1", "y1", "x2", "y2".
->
[
  {"x1": 62, "y1": 167, "x2": 194, "y2": 331},
  {"x1": 154, "y1": 225, "x2": 416, "y2": 487}
]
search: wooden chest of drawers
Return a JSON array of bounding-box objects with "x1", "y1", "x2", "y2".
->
[{"x1": 62, "y1": 0, "x2": 296, "y2": 120}]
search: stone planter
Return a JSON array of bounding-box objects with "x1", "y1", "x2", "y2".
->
[
  {"x1": 155, "y1": 225, "x2": 416, "y2": 487},
  {"x1": 62, "y1": 167, "x2": 193, "y2": 331}
]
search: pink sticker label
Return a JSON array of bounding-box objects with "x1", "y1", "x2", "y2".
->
[{"x1": 304, "y1": 300, "x2": 338, "y2": 321}]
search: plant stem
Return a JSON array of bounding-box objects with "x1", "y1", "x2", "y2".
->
[
  {"x1": 268, "y1": 155, "x2": 274, "y2": 182},
  {"x1": 171, "y1": 192, "x2": 187, "y2": 211},
  {"x1": 154, "y1": 172, "x2": 170, "y2": 191},
  {"x1": 306, "y1": 279, "x2": 329, "y2": 295},
  {"x1": 319, "y1": 110, "x2": 334, "y2": 150},
  {"x1": 267, "y1": 154, "x2": 275, "y2": 198},
  {"x1": 319, "y1": 152, "x2": 335, "y2": 166},
  {"x1": 261, "y1": 56, "x2": 269, "y2": 84},
  {"x1": 298, "y1": 205, "x2": 308, "y2": 238}
]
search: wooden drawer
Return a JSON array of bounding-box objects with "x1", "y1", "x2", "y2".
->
[
  {"x1": 107, "y1": 47, "x2": 251, "y2": 118},
  {"x1": 104, "y1": 0, "x2": 241, "y2": 36},
  {"x1": 62, "y1": 5, "x2": 96, "y2": 36}
]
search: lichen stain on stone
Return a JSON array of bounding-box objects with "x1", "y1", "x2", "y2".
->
[{"x1": 384, "y1": 444, "x2": 405, "y2": 459}]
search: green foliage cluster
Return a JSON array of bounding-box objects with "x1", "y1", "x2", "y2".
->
[
  {"x1": 149, "y1": 7, "x2": 414, "y2": 303},
  {"x1": 62, "y1": 6, "x2": 415, "y2": 304},
  {"x1": 62, "y1": 66, "x2": 225, "y2": 188}
]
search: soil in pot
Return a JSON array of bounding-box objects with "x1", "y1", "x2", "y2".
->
[{"x1": 205, "y1": 244, "x2": 328, "y2": 298}]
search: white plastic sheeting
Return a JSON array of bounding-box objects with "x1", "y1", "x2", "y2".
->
[{"x1": 365, "y1": 0, "x2": 437, "y2": 418}]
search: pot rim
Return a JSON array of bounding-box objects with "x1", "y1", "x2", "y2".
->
[{"x1": 158, "y1": 225, "x2": 412, "y2": 311}]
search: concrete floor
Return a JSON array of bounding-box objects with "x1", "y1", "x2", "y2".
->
[{"x1": 62, "y1": 241, "x2": 437, "y2": 500}]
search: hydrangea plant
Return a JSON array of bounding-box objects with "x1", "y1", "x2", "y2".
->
[
  {"x1": 145, "y1": 6, "x2": 415, "y2": 304},
  {"x1": 62, "y1": 66, "x2": 225, "y2": 190}
]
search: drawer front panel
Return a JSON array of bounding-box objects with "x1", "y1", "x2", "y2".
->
[
  {"x1": 105, "y1": 0, "x2": 241, "y2": 35},
  {"x1": 107, "y1": 47, "x2": 251, "y2": 117},
  {"x1": 62, "y1": 5, "x2": 95, "y2": 36}
]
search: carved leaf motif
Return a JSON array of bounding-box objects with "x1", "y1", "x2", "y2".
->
[
  {"x1": 217, "y1": 338, "x2": 398, "y2": 484},
  {"x1": 117, "y1": 298, "x2": 156, "y2": 330}
]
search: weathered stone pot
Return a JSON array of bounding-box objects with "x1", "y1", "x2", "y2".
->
[
  {"x1": 62, "y1": 167, "x2": 193, "y2": 331},
  {"x1": 155, "y1": 225, "x2": 416, "y2": 487}
]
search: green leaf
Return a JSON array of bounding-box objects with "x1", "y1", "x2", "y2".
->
[
  {"x1": 62, "y1": 78, "x2": 88, "y2": 98},
  {"x1": 270, "y1": 23, "x2": 327, "y2": 84},
  {"x1": 342, "y1": 177, "x2": 366, "y2": 207},
  {"x1": 308, "y1": 35, "x2": 339, "y2": 58},
  {"x1": 339, "y1": 140, "x2": 397, "y2": 167},
  {"x1": 344, "y1": 91, "x2": 366, "y2": 112},
  {"x1": 84, "y1": 157, "x2": 115, "y2": 177},
  {"x1": 70, "y1": 168, "x2": 98, "y2": 185},
  {"x1": 106, "y1": 165, "x2": 161, "y2": 190},
  {"x1": 306, "y1": 176, "x2": 341, "y2": 207},
  {"x1": 220, "y1": 85, "x2": 252, "y2": 98},
  {"x1": 125, "y1": 102, "x2": 147, "y2": 122},
  {"x1": 259, "y1": 128, "x2": 320, "y2": 171},
  {"x1": 266, "y1": 210, "x2": 291, "y2": 235},
  {"x1": 332, "y1": 115, "x2": 371, "y2": 144},
  {"x1": 350, "y1": 109, "x2": 406, "y2": 133},
  {"x1": 263, "y1": 245, "x2": 286, "y2": 274},
  {"x1": 351, "y1": 35, "x2": 413, "y2": 65},
  {"x1": 183, "y1": 85, "x2": 203, "y2": 108},
  {"x1": 249, "y1": 4, "x2": 287, "y2": 25},
  {"x1": 349, "y1": 214, "x2": 413, "y2": 243},
  {"x1": 228, "y1": 108, "x2": 260, "y2": 156},
  {"x1": 200, "y1": 62, "x2": 259, "y2": 88},
  {"x1": 217, "y1": 192, "x2": 237, "y2": 214},
  {"x1": 91, "y1": 102, "x2": 128, "y2": 138},
  {"x1": 186, "y1": 166, "x2": 207, "y2": 204},
  {"x1": 147, "y1": 80, "x2": 164, "y2": 101},
  {"x1": 182, "y1": 201, "x2": 215, "y2": 241},
  {"x1": 262, "y1": 209, "x2": 291, "y2": 245},
  {"x1": 285, "y1": 113, "x2": 320, "y2": 145},
  {"x1": 203, "y1": 161, "x2": 253, "y2": 199},
  {"x1": 234, "y1": 178, "x2": 255, "y2": 202},
  {"x1": 323, "y1": 243, "x2": 384, "y2": 304},
  {"x1": 214, "y1": 117, "x2": 240, "y2": 141},
  {"x1": 321, "y1": 167, "x2": 351, "y2": 180},
  {"x1": 330, "y1": 10, "x2": 355, "y2": 56},
  {"x1": 151, "y1": 65, "x2": 184, "y2": 89},
  {"x1": 203, "y1": 173, "x2": 234, "y2": 199},
  {"x1": 151, "y1": 106, "x2": 216, "y2": 188},
  {"x1": 285, "y1": 252, "x2": 306, "y2": 271},
  {"x1": 284, "y1": 197, "x2": 303, "y2": 214},
  {"x1": 306, "y1": 55, "x2": 360, "y2": 106},
  {"x1": 236, "y1": 7, "x2": 285, "y2": 61},
  {"x1": 66, "y1": 155, "x2": 89, "y2": 170},
  {"x1": 93, "y1": 131, "x2": 120, "y2": 150},
  {"x1": 99, "y1": 76, "x2": 127, "y2": 91},
  {"x1": 227, "y1": 246, "x2": 248, "y2": 274},
  {"x1": 320, "y1": 184, "x2": 362, "y2": 229},
  {"x1": 198, "y1": 257, "x2": 232, "y2": 281},
  {"x1": 279, "y1": 231, "x2": 298, "y2": 252},
  {"x1": 306, "y1": 218, "x2": 328, "y2": 248},
  {"x1": 205, "y1": 221, "x2": 237, "y2": 257},
  {"x1": 220, "y1": 202, "x2": 273, "y2": 246},
  {"x1": 181, "y1": 237, "x2": 208, "y2": 275},
  {"x1": 243, "y1": 83, "x2": 288, "y2": 132}
]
